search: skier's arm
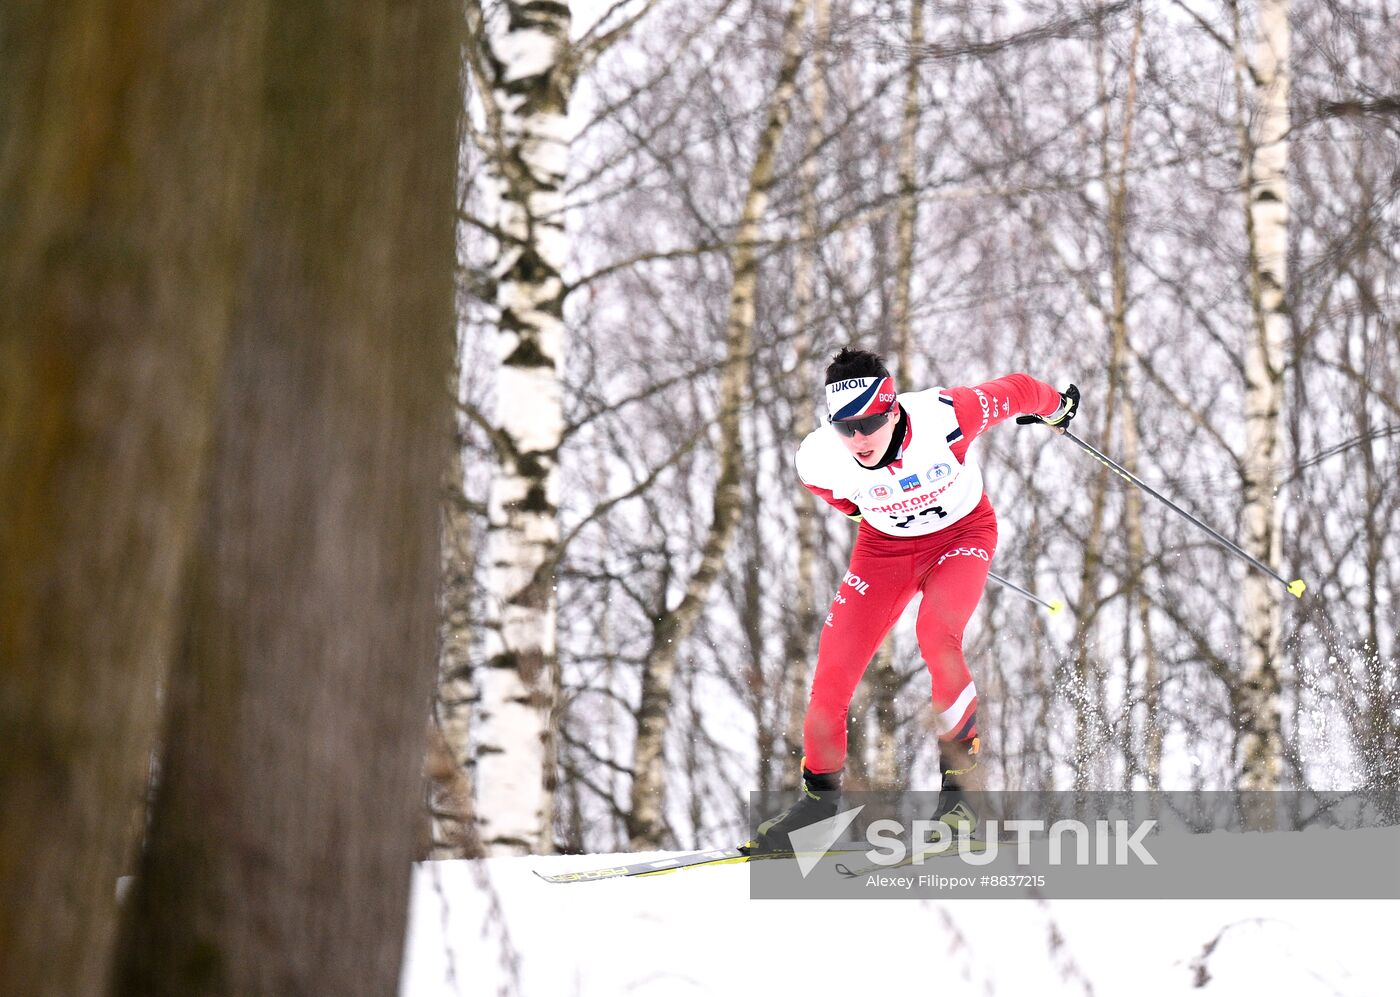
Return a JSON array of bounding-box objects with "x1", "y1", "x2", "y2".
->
[
  {"x1": 940, "y1": 373, "x2": 1068, "y2": 461},
  {"x1": 795, "y1": 433, "x2": 863, "y2": 522},
  {"x1": 801, "y1": 481, "x2": 863, "y2": 522}
]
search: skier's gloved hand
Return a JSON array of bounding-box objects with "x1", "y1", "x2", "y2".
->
[{"x1": 1016, "y1": 383, "x2": 1079, "y2": 433}]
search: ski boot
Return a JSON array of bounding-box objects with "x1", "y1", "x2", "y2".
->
[
  {"x1": 740, "y1": 765, "x2": 842, "y2": 854},
  {"x1": 934, "y1": 736, "x2": 981, "y2": 836}
]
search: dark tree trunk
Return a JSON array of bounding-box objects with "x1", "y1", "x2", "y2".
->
[
  {"x1": 0, "y1": 2, "x2": 265, "y2": 992},
  {"x1": 111, "y1": 0, "x2": 462, "y2": 993}
]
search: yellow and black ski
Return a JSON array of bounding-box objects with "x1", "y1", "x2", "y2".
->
[
  {"x1": 533, "y1": 846, "x2": 862, "y2": 883},
  {"x1": 534, "y1": 848, "x2": 755, "y2": 883}
]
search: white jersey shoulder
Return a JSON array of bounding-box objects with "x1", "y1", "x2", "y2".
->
[{"x1": 796, "y1": 388, "x2": 985, "y2": 537}]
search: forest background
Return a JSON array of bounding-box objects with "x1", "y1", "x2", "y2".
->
[{"x1": 445, "y1": 0, "x2": 1399, "y2": 860}]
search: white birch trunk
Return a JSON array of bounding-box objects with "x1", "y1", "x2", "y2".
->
[
  {"x1": 871, "y1": 0, "x2": 926, "y2": 791},
  {"x1": 1106, "y1": 5, "x2": 1157, "y2": 788},
  {"x1": 1236, "y1": 0, "x2": 1290, "y2": 801},
  {"x1": 471, "y1": 0, "x2": 572, "y2": 854},
  {"x1": 628, "y1": 0, "x2": 810, "y2": 849},
  {"x1": 784, "y1": 0, "x2": 830, "y2": 785},
  {"x1": 892, "y1": 0, "x2": 925, "y2": 376}
]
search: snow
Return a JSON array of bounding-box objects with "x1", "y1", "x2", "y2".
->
[{"x1": 400, "y1": 848, "x2": 1398, "y2": 996}]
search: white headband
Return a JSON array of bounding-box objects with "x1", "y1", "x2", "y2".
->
[{"x1": 825, "y1": 375, "x2": 896, "y2": 421}]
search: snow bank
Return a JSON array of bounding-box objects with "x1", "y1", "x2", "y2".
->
[{"x1": 400, "y1": 850, "x2": 1395, "y2": 996}]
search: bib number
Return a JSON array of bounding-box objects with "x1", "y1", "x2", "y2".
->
[{"x1": 891, "y1": 505, "x2": 947, "y2": 529}]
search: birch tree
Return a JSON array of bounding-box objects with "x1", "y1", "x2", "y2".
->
[
  {"x1": 627, "y1": 0, "x2": 811, "y2": 850},
  {"x1": 869, "y1": 0, "x2": 928, "y2": 791},
  {"x1": 1109, "y1": 174, "x2": 1162, "y2": 787},
  {"x1": 1234, "y1": 0, "x2": 1291, "y2": 800},
  {"x1": 461, "y1": 0, "x2": 573, "y2": 855},
  {"x1": 783, "y1": 0, "x2": 833, "y2": 789},
  {"x1": 460, "y1": 0, "x2": 667, "y2": 855},
  {"x1": 1096, "y1": 2, "x2": 1156, "y2": 787}
]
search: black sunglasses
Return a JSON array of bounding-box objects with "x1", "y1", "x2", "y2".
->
[{"x1": 830, "y1": 408, "x2": 893, "y2": 438}]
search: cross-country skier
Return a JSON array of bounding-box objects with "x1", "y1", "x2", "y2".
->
[{"x1": 743, "y1": 347, "x2": 1078, "y2": 853}]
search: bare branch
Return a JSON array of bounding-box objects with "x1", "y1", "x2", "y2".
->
[{"x1": 572, "y1": 0, "x2": 666, "y2": 75}]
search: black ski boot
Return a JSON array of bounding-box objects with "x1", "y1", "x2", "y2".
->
[
  {"x1": 934, "y1": 736, "x2": 981, "y2": 836},
  {"x1": 741, "y1": 766, "x2": 842, "y2": 854}
]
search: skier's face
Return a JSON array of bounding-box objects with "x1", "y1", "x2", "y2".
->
[{"x1": 835, "y1": 402, "x2": 899, "y2": 466}]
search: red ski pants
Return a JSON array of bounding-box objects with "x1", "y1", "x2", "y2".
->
[{"x1": 804, "y1": 495, "x2": 997, "y2": 774}]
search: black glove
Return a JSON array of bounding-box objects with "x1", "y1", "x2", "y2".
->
[{"x1": 1016, "y1": 383, "x2": 1079, "y2": 429}]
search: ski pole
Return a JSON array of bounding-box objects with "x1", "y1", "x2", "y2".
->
[
  {"x1": 1059, "y1": 429, "x2": 1307, "y2": 599},
  {"x1": 988, "y1": 571, "x2": 1066, "y2": 616}
]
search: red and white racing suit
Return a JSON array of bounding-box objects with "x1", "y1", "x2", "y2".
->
[{"x1": 795, "y1": 373, "x2": 1063, "y2": 774}]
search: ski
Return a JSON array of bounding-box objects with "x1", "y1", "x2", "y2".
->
[
  {"x1": 534, "y1": 848, "x2": 755, "y2": 883},
  {"x1": 534, "y1": 839, "x2": 992, "y2": 883},
  {"x1": 533, "y1": 846, "x2": 864, "y2": 884}
]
